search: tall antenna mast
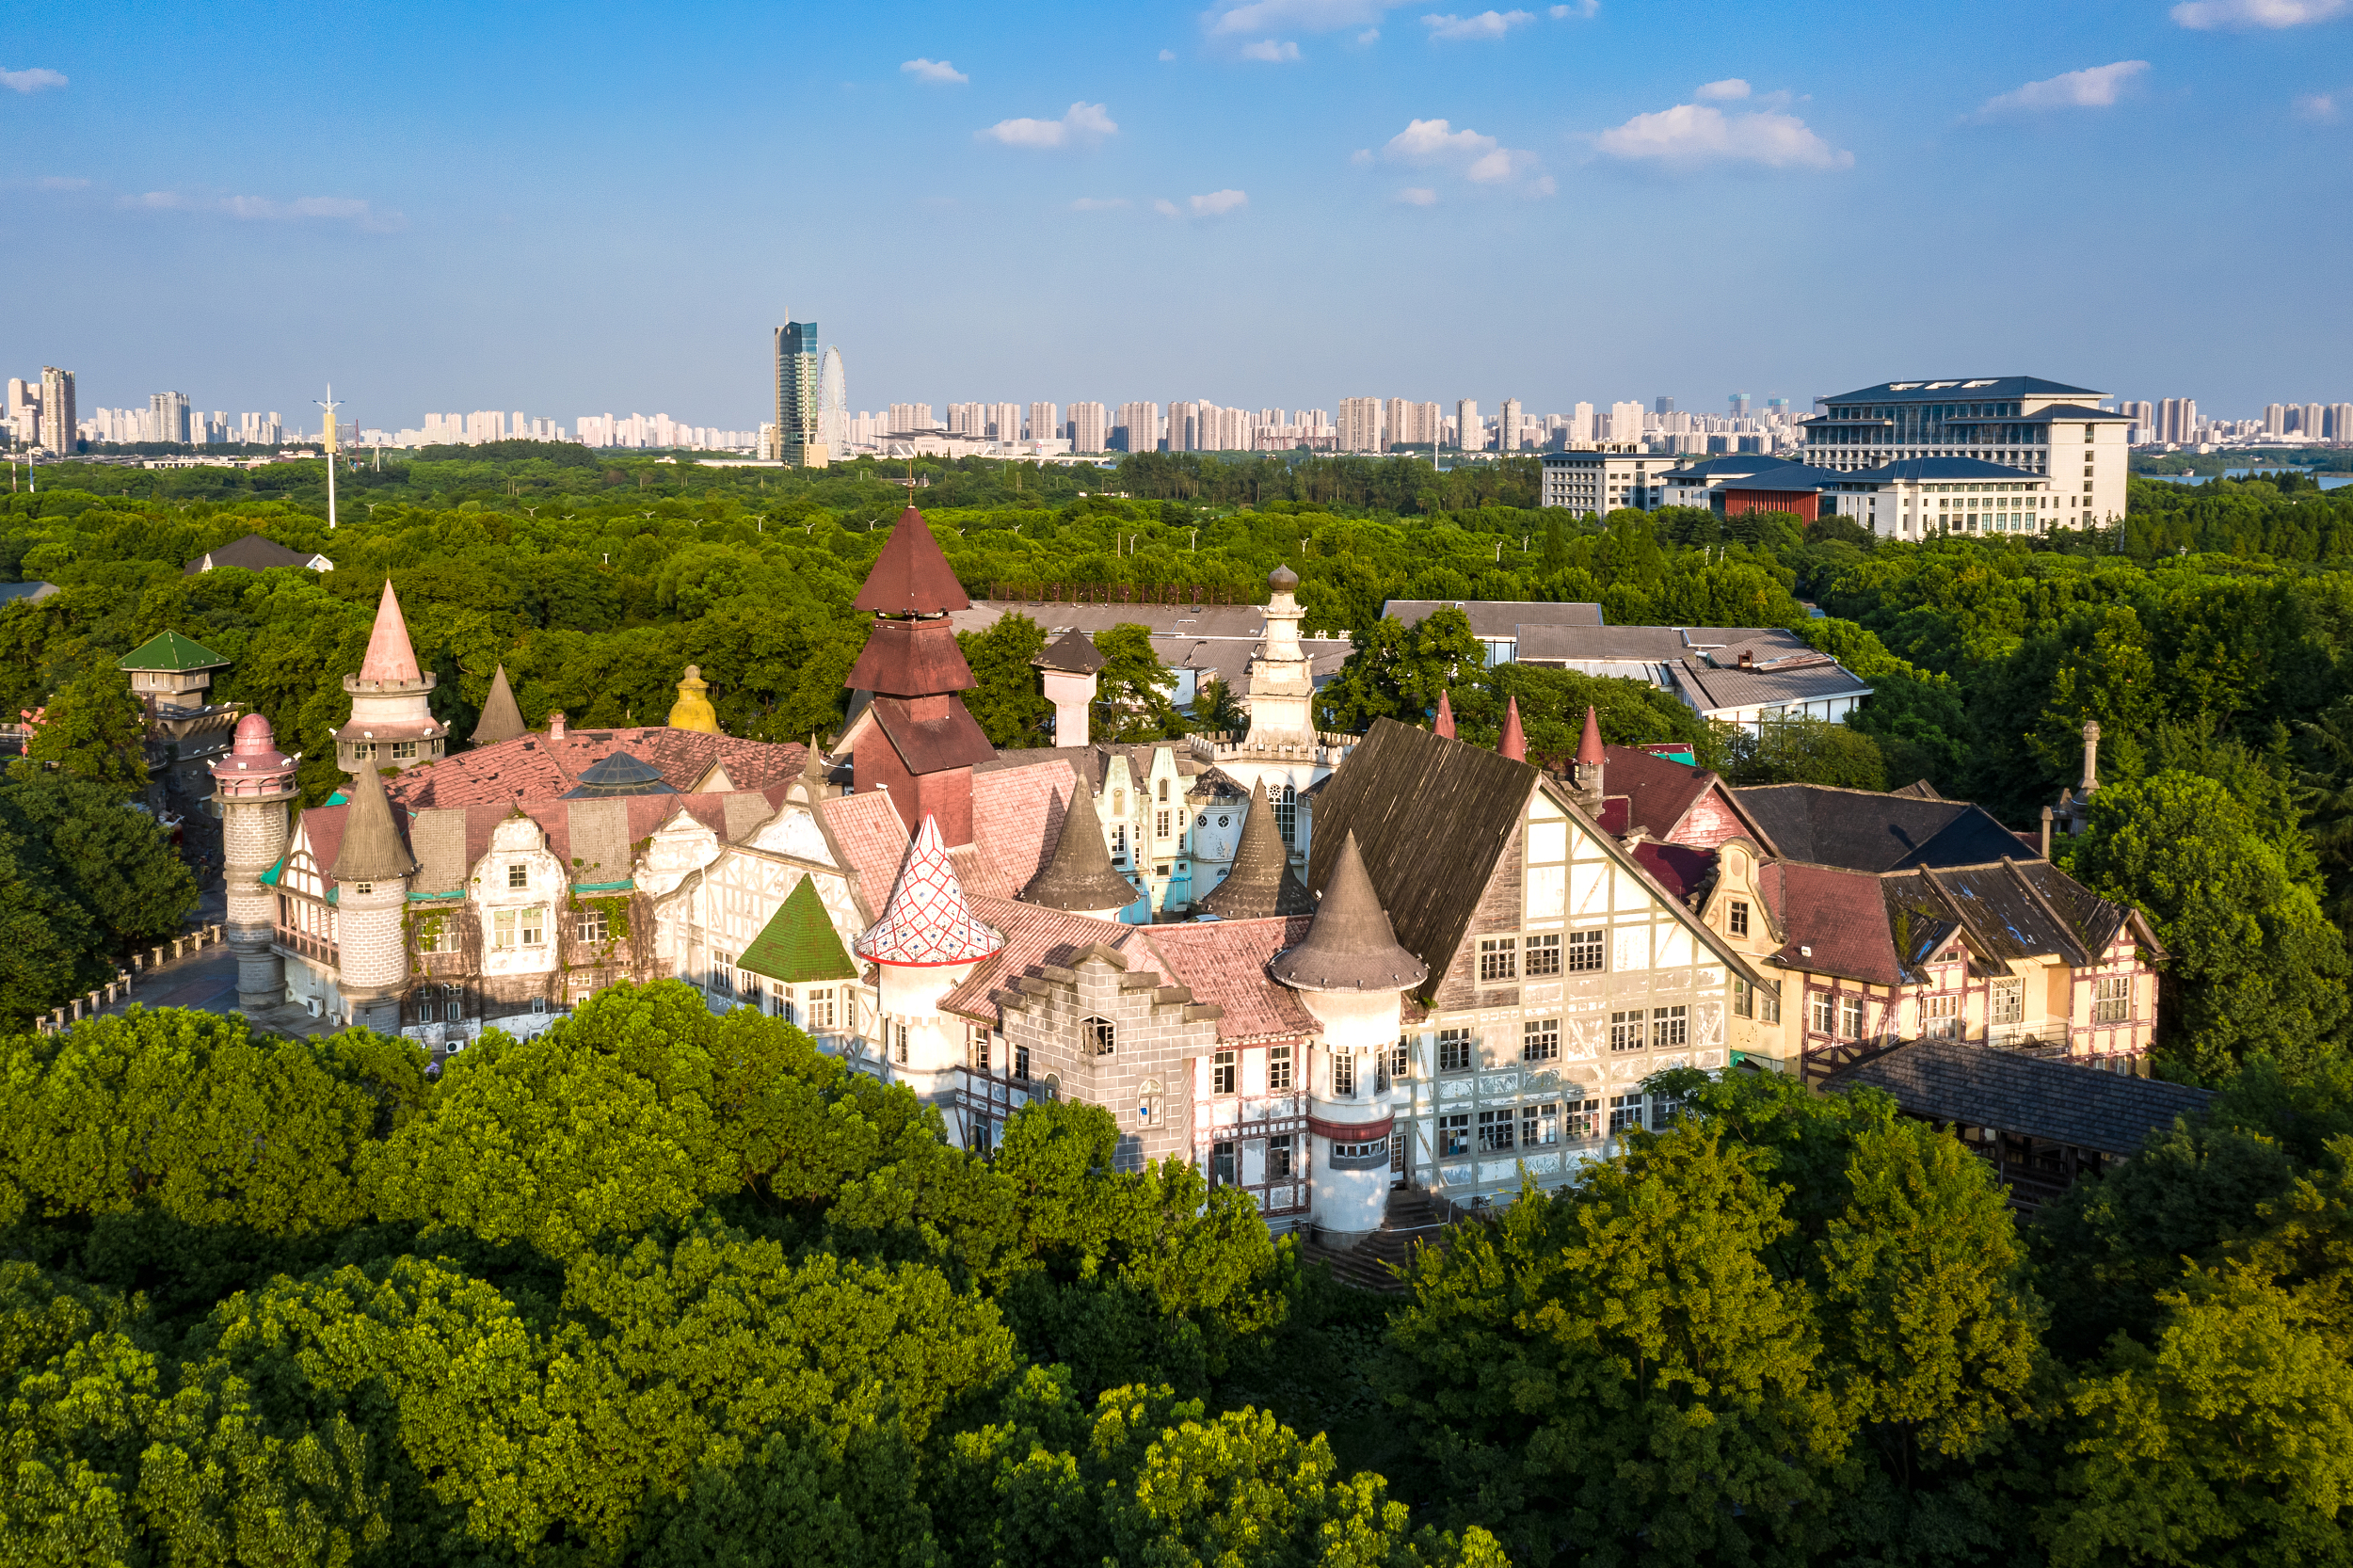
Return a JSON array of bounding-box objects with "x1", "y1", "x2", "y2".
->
[{"x1": 314, "y1": 383, "x2": 343, "y2": 529}]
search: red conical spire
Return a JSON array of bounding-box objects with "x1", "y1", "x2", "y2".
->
[
  {"x1": 1434, "y1": 689, "x2": 1455, "y2": 740},
  {"x1": 1577, "y1": 705, "x2": 1604, "y2": 766},
  {"x1": 1499, "y1": 695, "x2": 1527, "y2": 761},
  {"x1": 854, "y1": 506, "x2": 970, "y2": 616},
  {"x1": 358, "y1": 581, "x2": 423, "y2": 683}
]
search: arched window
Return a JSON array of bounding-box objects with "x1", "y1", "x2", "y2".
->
[
  {"x1": 1085, "y1": 1016, "x2": 1116, "y2": 1056},
  {"x1": 1157, "y1": 779, "x2": 1169, "y2": 802},
  {"x1": 1274, "y1": 784, "x2": 1298, "y2": 846}
]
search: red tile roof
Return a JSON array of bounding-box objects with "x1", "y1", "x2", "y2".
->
[
  {"x1": 388, "y1": 728, "x2": 807, "y2": 810},
  {"x1": 1145, "y1": 917, "x2": 1319, "y2": 1043},
  {"x1": 1601, "y1": 744, "x2": 1730, "y2": 842},
  {"x1": 939, "y1": 897, "x2": 1148, "y2": 1020},
  {"x1": 1631, "y1": 840, "x2": 1712, "y2": 907},
  {"x1": 1770, "y1": 861, "x2": 1903, "y2": 984},
  {"x1": 820, "y1": 791, "x2": 913, "y2": 920},
  {"x1": 854, "y1": 507, "x2": 970, "y2": 616},
  {"x1": 359, "y1": 582, "x2": 424, "y2": 683}
]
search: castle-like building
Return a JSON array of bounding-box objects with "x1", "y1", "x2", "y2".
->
[{"x1": 212, "y1": 509, "x2": 2164, "y2": 1235}]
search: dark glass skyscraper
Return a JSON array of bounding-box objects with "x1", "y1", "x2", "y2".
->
[{"x1": 772, "y1": 321, "x2": 820, "y2": 466}]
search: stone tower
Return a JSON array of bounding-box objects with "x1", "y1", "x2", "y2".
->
[
  {"x1": 330, "y1": 757, "x2": 420, "y2": 1032},
  {"x1": 1270, "y1": 829, "x2": 1428, "y2": 1242},
  {"x1": 335, "y1": 581, "x2": 445, "y2": 776},
  {"x1": 210, "y1": 712, "x2": 300, "y2": 1011},
  {"x1": 1242, "y1": 564, "x2": 1316, "y2": 745}
]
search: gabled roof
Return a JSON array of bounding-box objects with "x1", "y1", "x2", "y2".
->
[
  {"x1": 118, "y1": 630, "x2": 229, "y2": 672},
  {"x1": 182, "y1": 533, "x2": 329, "y2": 575},
  {"x1": 387, "y1": 727, "x2": 807, "y2": 810},
  {"x1": 1826, "y1": 1037, "x2": 2210, "y2": 1158},
  {"x1": 1305, "y1": 717, "x2": 1539, "y2": 988},
  {"x1": 471, "y1": 665, "x2": 525, "y2": 745},
  {"x1": 358, "y1": 582, "x2": 424, "y2": 684},
  {"x1": 1673, "y1": 658, "x2": 1871, "y2": 715},
  {"x1": 1659, "y1": 455, "x2": 1803, "y2": 482},
  {"x1": 740, "y1": 875, "x2": 859, "y2": 984},
  {"x1": 1769, "y1": 862, "x2": 1905, "y2": 984},
  {"x1": 862, "y1": 694, "x2": 998, "y2": 775},
  {"x1": 939, "y1": 895, "x2": 1150, "y2": 1023},
  {"x1": 1145, "y1": 917, "x2": 1320, "y2": 1042},
  {"x1": 854, "y1": 816, "x2": 1004, "y2": 967},
  {"x1": 1729, "y1": 784, "x2": 2025, "y2": 872},
  {"x1": 1380, "y1": 599, "x2": 1606, "y2": 639},
  {"x1": 1717, "y1": 462, "x2": 1849, "y2": 492},
  {"x1": 1818, "y1": 376, "x2": 2104, "y2": 405},
  {"x1": 853, "y1": 506, "x2": 969, "y2": 616}
]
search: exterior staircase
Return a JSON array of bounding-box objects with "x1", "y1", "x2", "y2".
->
[{"x1": 1301, "y1": 1189, "x2": 1450, "y2": 1294}]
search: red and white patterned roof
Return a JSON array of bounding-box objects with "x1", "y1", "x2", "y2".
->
[{"x1": 853, "y1": 815, "x2": 1005, "y2": 968}]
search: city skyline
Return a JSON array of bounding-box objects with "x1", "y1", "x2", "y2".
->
[{"x1": 4, "y1": 0, "x2": 2348, "y2": 424}]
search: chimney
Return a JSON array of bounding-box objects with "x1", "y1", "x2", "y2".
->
[
  {"x1": 2080, "y1": 721, "x2": 2101, "y2": 795},
  {"x1": 549, "y1": 712, "x2": 568, "y2": 740},
  {"x1": 2041, "y1": 806, "x2": 2053, "y2": 859},
  {"x1": 1737, "y1": 648, "x2": 1753, "y2": 669}
]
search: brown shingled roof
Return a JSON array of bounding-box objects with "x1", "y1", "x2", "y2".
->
[
  {"x1": 853, "y1": 506, "x2": 970, "y2": 615},
  {"x1": 1269, "y1": 831, "x2": 1429, "y2": 993},
  {"x1": 1197, "y1": 777, "x2": 1312, "y2": 920},
  {"x1": 330, "y1": 761, "x2": 420, "y2": 883},
  {"x1": 1146, "y1": 917, "x2": 1319, "y2": 1042},
  {"x1": 471, "y1": 664, "x2": 525, "y2": 745},
  {"x1": 1020, "y1": 787, "x2": 1139, "y2": 912}
]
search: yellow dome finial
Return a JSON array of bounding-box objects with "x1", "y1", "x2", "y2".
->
[{"x1": 667, "y1": 664, "x2": 721, "y2": 733}]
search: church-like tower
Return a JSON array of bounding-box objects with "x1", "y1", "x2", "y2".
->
[
  {"x1": 840, "y1": 507, "x2": 995, "y2": 845},
  {"x1": 335, "y1": 581, "x2": 446, "y2": 776},
  {"x1": 210, "y1": 712, "x2": 300, "y2": 1011},
  {"x1": 1242, "y1": 564, "x2": 1317, "y2": 746}
]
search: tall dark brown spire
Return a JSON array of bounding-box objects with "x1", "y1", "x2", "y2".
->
[
  {"x1": 1269, "y1": 830, "x2": 1428, "y2": 992},
  {"x1": 854, "y1": 506, "x2": 970, "y2": 615},
  {"x1": 1199, "y1": 777, "x2": 1313, "y2": 920},
  {"x1": 471, "y1": 664, "x2": 525, "y2": 745},
  {"x1": 1020, "y1": 786, "x2": 1138, "y2": 913},
  {"x1": 330, "y1": 757, "x2": 420, "y2": 883}
]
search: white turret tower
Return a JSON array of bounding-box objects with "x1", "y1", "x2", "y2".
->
[
  {"x1": 330, "y1": 758, "x2": 419, "y2": 1032},
  {"x1": 1271, "y1": 829, "x2": 1429, "y2": 1242},
  {"x1": 854, "y1": 815, "x2": 1006, "y2": 1128},
  {"x1": 1243, "y1": 564, "x2": 1316, "y2": 746},
  {"x1": 335, "y1": 581, "x2": 446, "y2": 776},
  {"x1": 210, "y1": 712, "x2": 300, "y2": 1011}
]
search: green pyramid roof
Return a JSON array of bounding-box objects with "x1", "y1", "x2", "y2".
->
[
  {"x1": 740, "y1": 875, "x2": 858, "y2": 984},
  {"x1": 118, "y1": 630, "x2": 230, "y2": 672}
]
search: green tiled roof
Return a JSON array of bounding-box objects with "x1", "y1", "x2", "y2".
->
[
  {"x1": 118, "y1": 630, "x2": 230, "y2": 672},
  {"x1": 739, "y1": 876, "x2": 857, "y2": 984}
]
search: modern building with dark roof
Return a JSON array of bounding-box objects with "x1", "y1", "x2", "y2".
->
[
  {"x1": 1797, "y1": 375, "x2": 2131, "y2": 527},
  {"x1": 183, "y1": 533, "x2": 335, "y2": 575}
]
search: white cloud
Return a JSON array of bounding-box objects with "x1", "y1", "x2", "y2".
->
[
  {"x1": 1977, "y1": 60, "x2": 2148, "y2": 116},
  {"x1": 1205, "y1": 0, "x2": 1388, "y2": 36},
  {"x1": 1593, "y1": 103, "x2": 1852, "y2": 169},
  {"x1": 2173, "y1": 0, "x2": 2347, "y2": 26},
  {"x1": 1420, "y1": 9, "x2": 1533, "y2": 40},
  {"x1": 1070, "y1": 197, "x2": 1132, "y2": 210},
  {"x1": 36, "y1": 175, "x2": 88, "y2": 190},
  {"x1": 1160, "y1": 48, "x2": 1178, "y2": 59},
  {"x1": 1549, "y1": 0, "x2": 1598, "y2": 14},
  {"x1": 1358, "y1": 25, "x2": 1382, "y2": 40},
  {"x1": 1351, "y1": 147, "x2": 1375, "y2": 166},
  {"x1": 1154, "y1": 198, "x2": 1182, "y2": 216},
  {"x1": 1, "y1": 66, "x2": 68, "y2": 93},
  {"x1": 1381, "y1": 117, "x2": 1552, "y2": 192},
  {"x1": 1696, "y1": 78, "x2": 1750, "y2": 101},
  {"x1": 1192, "y1": 188, "x2": 1249, "y2": 215},
  {"x1": 900, "y1": 57, "x2": 968, "y2": 84},
  {"x1": 977, "y1": 102, "x2": 1118, "y2": 149},
  {"x1": 1242, "y1": 38, "x2": 1304, "y2": 59},
  {"x1": 1394, "y1": 185, "x2": 1438, "y2": 204},
  {"x1": 2296, "y1": 91, "x2": 2341, "y2": 120},
  {"x1": 124, "y1": 190, "x2": 403, "y2": 230}
]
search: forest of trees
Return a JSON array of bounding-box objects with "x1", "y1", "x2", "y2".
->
[{"x1": 11, "y1": 452, "x2": 2353, "y2": 1560}]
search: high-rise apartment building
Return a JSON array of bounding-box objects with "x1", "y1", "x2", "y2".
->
[
  {"x1": 985, "y1": 402, "x2": 1021, "y2": 442},
  {"x1": 946, "y1": 402, "x2": 984, "y2": 437},
  {"x1": 2157, "y1": 398, "x2": 2198, "y2": 445},
  {"x1": 1499, "y1": 397, "x2": 1524, "y2": 452},
  {"x1": 1338, "y1": 397, "x2": 1383, "y2": 454},
  {"x1": 1607, "y1": 401, "x2": 1645, "y2": 443},
  {"x1": 1027, "y1": 402, "x2": 1058, "y2": 443},
  {"x1": 1729, "y1": 392, "x2": 1751, "y2": 417},
  {"x1": 2330, "y1": 404, "x2": 2353, "y2": 441},
  {"x1": 2265, "y1": 403, "x2": 2287, "y2": 438},
  {"x1": 1655, "y1": 396, "x2": 1675, "y2": 416},
  {"x1": 2297, "y1": 402, "x2": 2327, "y2": 439},
  {"x1": 2121, "y1": 400, "x2": 2154, "y2": 445},
  {"x1": 888, "y1": 403, "x2": 936, "y2": 434},
  {"x1": 1169, "y1": 401, "x2": 1200, "y2": 452},
  {"x1": 1455, "y1": 399, "x2": 1481, "y2": 451},
  {"x1": 147, "y1": 392, "x2": 192, "y2": 445},
  {"x1": 1114, "y1": 402, "x2": 1160, "y2": 453},
  {"x1": 1069, "y1": 402, "x2": 1107, "y2": 453},
  {"x1": 40, "y1": 367, "x2": 75, "y2": 452},
  {"x1": 769, "y1": 321, "x2": 821, "y2": 466}
]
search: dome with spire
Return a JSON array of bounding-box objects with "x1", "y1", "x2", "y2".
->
[
  {"x1": 1269, "y1": 830, "x2": 1428, "y2": 993},
  {"x1": 854, "y1": 816, "x2": 1005, "y2": 967},
  {"x1": 1269, "y1": 563, "x2": 1299, "y2": 591}
]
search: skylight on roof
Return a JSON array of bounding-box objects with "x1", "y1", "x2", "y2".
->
[
  {"x1": 1888, "y1": 382, "x2": 1922, "y2": 390},
  {"x1": 1962, "y1": 379, "x2": 1996, "y2": 388},
  {"x1": 1925, "y1": 380, "x2": 1958, "y2": 389}
]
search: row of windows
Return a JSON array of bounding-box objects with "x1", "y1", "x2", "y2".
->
[
  {"x1": 1477, "y1": 930, "x2": 1604, "y2": 981},
  {"x1": 346, "y1": 739, "x2": 427, "y2": 761},
  {"x1": 411, "y1": 903, "x2": 614, "y2": 954},
  {"x1": 1608, "y1": 1006, "x2": 1688, "y2": 1051}
]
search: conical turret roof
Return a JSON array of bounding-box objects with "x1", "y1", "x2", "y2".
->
[
  {"x1": 1198, "y1": 777, "x2": 1313, "y2": 920},
  {"x1": 1499, "y1": 695, "x2": 1527, "y2": 761},
  {"x1": 330, "y1": 759, "x2": 420, "y2": 883},
  {"x1": 1269, "y1": 830, "x2": 1428, "y2": 993},
  {"x1": 1576, "y1": 705, "x2": 1603, "y2": 766},
  {"x1": 472, "y1": 664, "x2": 525, "y2": 745},
  {"x1": 854, "y1": 815, "x2": 1004, "y2": 967},
  {"x1": 741, "y1": 876, "x2": 859, "y2": 984},
  {"x1": 854, "y1": 506, "x2": 970, "y2": 616},
  {"x1": 358, "y1": 581, "x2": 424, "y2": 684},
  {"x1": 1020, "y1": 790, "x2": 1137, "y2": 913},
  {"x1": 1433, "y1": 689, "x2": 1455, "y2": 740}
]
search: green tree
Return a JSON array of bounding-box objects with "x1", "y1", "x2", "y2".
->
[
  {"x1": 1091, "y1": 623, "x2": 1182, "y2": 741},
  {"x1": 0, "y1": 769, "x2": 199, "y2": 949},
  {"x1": 18, "y1": 664, "x2": 149, "y2": 796},
  {"x1": 1317, "y1": 607, "x2": 1482, "y2": 734},
  {"x1": 956, "y1": 611, "x2": 1052, "y2": 748},
  {"x1": 2068, "y1": 771, "x2": 2350, "y2": 1081},
  {"x1": 1720, "y1": 715, "x2": 1889, "y2": 790}
]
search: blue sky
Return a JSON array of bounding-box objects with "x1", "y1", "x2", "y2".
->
[{"x1": 3, "y1": 0, "x2": 2347, "y2": 430}]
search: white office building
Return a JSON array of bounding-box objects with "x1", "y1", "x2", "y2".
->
[{"x1": 1799, "y1": 376, "x2": 2133, "y2": 527}]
